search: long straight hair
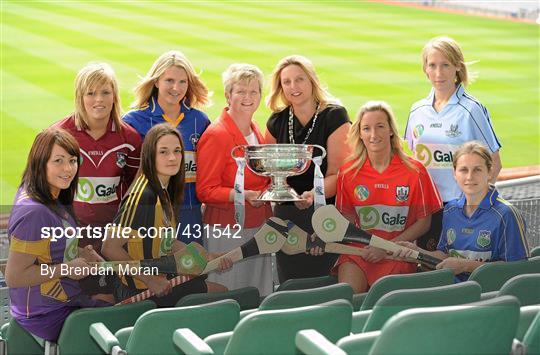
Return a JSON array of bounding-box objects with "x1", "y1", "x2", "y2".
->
[
  {"x1": 21, "y1": 128, "x2": 80, "y2": 218},
  {"x1": 140, "y1": 123, "x2": 185, "y2": 223},
  {"x1": 131, "y1": 50, "x2": 210, "y2": 110},
  {"x1": 345, "y1": 101, "x2": 417, "y2": 175},
  {"x1": 267, "y1": 55, "x2": 339, "y2": 112}
]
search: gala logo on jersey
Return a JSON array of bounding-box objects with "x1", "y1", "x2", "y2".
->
[
  {"x1": 76, "y1": 177, "x2": 120, "y2": 203},
  {"x1": 357, "y1": 207, "x2": 379, "y2": 229},
  {"x1": 356, "y1": 205, "x2": 409, "y2": 232},
  {"x1": 415, "y1": 144, "x2": 454, "y2": 168},
  {"x1": 415, "y1": 144, "x2": 432, "y2": 167}
]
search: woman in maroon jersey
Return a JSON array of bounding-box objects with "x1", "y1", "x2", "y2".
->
[{"x1": 53, "y1": 62, "x2": 142, "y2": 301}]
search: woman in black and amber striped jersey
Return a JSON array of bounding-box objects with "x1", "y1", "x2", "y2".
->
[{"x1": 102, "y1": 123, "x2": 231, "y2": 307}]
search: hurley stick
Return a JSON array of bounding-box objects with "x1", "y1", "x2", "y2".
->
[
  {"x1": 116, "y1": 218, "x2": 288, "y2": 305},
  {"x1": 89, "y1": 242, "x2": 207, "y2": 275},
  {"x1": 312, "y1": 205, "x2": 442, "y2": 268},
  {"x1": 281, "y1": 220, "x2": 417, "y2": 263},
  {"x1": 202, "y1": 217, "x2": 288, "y2": 273}
]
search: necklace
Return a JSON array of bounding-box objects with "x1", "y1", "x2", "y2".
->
[{"x1": 288, "y1": 103, "x2": 320, "y2": 144}]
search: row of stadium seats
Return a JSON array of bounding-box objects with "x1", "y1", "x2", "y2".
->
[
  {"x1": 0, "y1": 255, "x2": 538, "y2": 354},
  {"x1": 295, "y1": 296, "x2": 540, "y2": 355}
]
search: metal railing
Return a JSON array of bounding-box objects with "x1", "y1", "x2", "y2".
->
[{"x1": 496, "y1": 175, "x2": 540, "y2": 249}]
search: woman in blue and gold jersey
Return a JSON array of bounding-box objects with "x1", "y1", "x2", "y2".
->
[
  {"x1": 124, "y1": 51, "x2": 211, "y2": 245},
  {"x1": 103, "y1": 124, "x2": 230, "y2": 307},
  {"x1": 396, "y1": 142, "x2": 528, "y2": 282},
  {"x1": 5, "y1": 128, "x2": 109, "y2": 341}
]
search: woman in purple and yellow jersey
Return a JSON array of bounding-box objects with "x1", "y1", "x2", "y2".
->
[
  {"x1": 124, "y1": 51, "x2": 211, "y2": 245},
  {"x1": 5, "y1": 128, "x2": 109, "y2": 341}
]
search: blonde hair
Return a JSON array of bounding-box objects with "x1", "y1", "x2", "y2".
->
[
  {"x1": 74, "y1": 62, "x2": 122, "y2": 131},
  {"x1": 131, "y1": 50, "x2": 210, "y2": 109},
  {"x1": 222, "y1": 63, "x2": 264, "y2": 95},
  {"x1": 267, "y1": 55, "x2": 339, "y2": 112},
  {"x1": 453, "y1": 141, "x2": 493, "y2": 171},
  {"x1": 345, "y1": 101, "x2": 416, "y2": 174},
  {"x1": 422, "y1": 36, "x2": 474, "y2": 87}
]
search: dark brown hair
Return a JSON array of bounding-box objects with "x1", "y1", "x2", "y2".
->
[
  {"x1": 140, "y1": 123, "x2": 185, "y2": 223},
  {"x1": 21, "y1": 128, "x2": 80, "y2": 218}
]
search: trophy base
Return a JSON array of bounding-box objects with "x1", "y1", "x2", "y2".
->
[{"x1": 254, "y1": 188, "x2": 305, "y2": 203}]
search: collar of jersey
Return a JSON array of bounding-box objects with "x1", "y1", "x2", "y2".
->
[
  {"x1": 149, "y1": 96, "x2": 191, "y2": 118},
  {"x1": 457, "y1": 185, "x2": 498, "y2": 210},
  {"x1": 427, "y1": 83, "x2": 465, "y2": 107}
]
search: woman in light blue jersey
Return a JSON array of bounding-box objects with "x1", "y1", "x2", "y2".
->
[
  {"x1": 395, "y1": 142, "x2": 527, "y2": 282},
  {"x1": 404, "y1": 36, "x2": 502, "y2": 251},
  {"x1": 124, "y1": 51, "x2": 211, "y2": 245}
]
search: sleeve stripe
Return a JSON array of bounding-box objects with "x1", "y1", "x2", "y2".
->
[
  {"x1": 457, "y1": 102, "x2": 501, "y2": 151},
  {"x1": 119, "y1": 176, "x2": 147, "y2": 227},
  {"x1": 495, "y1": 197, "x2": 529, "y2": 257},
  {"x1": 127, "y1": 178, "x2": 149, "y2": 227},
  {"x1": 10, "y1": 236, "x2": 51, "y2": 259}
]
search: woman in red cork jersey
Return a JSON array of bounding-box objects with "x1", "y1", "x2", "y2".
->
[{"x1": 332, "y1": 101, "x2": 442, "y2": 293}]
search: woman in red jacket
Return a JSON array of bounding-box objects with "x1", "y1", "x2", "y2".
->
[{"x1": 196, "y1": 63, "x2": 273, "y2": 296}]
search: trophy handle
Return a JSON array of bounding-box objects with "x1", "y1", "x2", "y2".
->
[
  {"x1": 311, "y1": 144, "x2": 327, "y2": 160},
  {"x1": 231, "y1": 145, "x2": 247, "y2": 159}
]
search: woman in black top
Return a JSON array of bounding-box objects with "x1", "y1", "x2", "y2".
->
[{"x1": 265, "y1": 55, "x2": 351, "y2": 282}]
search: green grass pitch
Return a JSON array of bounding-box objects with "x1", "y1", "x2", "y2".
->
[{"x1": 1, "y1": 1, "x2": 538, "y2": 206}]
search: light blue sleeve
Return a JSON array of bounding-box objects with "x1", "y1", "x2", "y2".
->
[
  {"x1": 469, "y1": 104, "x2": 502, "y2": 153},
  {"x1": 403, "y1": 110, "x2": 415, "y2": 150}
]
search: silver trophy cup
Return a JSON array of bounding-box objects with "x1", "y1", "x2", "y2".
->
[{"x1": 231, "y1": 144, "x2": 326, "y2": 202}]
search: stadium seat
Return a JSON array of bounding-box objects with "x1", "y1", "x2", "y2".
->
[
  {"x1": 469, "y1": 257, "x2": 540, "y2": 292},
  {"x1": 516, "y1": 305, "x2": 540, "y2": 341},
  {"x1": 91, "y1": 299, "x2": 240, "y2": 355},
  {"x1": 356, "y1": 268, "x2": 454, "y2": 311},
  {"x1": 521, "y1": 311, "x2": 540, "y2": 354},
  {"x1": 174, "y1": 299, "x2": 352, "y2": 355},
  {"x1": 497, "y1": 273, "x2": 540, "y2": 306},
  {"x1": 531, "y1": 246, "x2": 540, "y2": 258},
  {"x1": 2, "y1": 299, "x2": 155, "y2": 355},
  {"x1": 175, "y1": 286, "x2": 260, "y2": 310},
  {"x1": 57, "y1": 299, "x2": 155, "y2": 355},
  {"x1": 275, "y1": 275, "x2": 337, "y2": 292},
  {"x1": 513, "y1": 311, "x2": 540, "y2": 355},
  {"x1": 356, "y1": 281, "x2": 482, "y2": 333},
  {"x1": 260, "y1": 283, "x2": 353, "y2": 310},
  {"x1": 3, "y1": 318, "x2": 45, "y2": 355},
  {"x1": 240, "y1": 283, "x2": 353, "y2": 319},
  {"x1": 0, "y1": 287, "x2": 9, "y2": 326},
  {"x1": 296, "y1": 295, "x2": 520, "y2": 355}
]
